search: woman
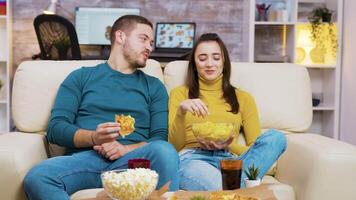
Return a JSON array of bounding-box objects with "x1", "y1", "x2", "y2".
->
[{"x1": 168, "y1": 33, "x2": 287, "y2": 191}]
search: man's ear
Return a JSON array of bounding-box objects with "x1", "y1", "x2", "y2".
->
[{"x1": 115, "y1": 30, "x2": 126, "y2": 45}]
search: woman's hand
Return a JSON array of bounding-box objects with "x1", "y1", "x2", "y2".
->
[
  {"x1": 177, "y1": 98, "x2": 209, "y2": 117},
  {"x1": 197, "y1": 135, "x2": 234, "y2": 150}
]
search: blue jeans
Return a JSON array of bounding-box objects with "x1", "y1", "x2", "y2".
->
[
  {"x1": 178, "y1": 129, "x2": 287, "y2": 191},
  {"x1": 24, "y1": 141, "x2": 179, "y2": 200}
]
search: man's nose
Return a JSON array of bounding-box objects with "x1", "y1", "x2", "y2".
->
[{"x1": 146, "y1": 43, "x2": 153, "y2": 53}]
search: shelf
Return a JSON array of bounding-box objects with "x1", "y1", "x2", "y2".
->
[
  {"x1": 305, "y1": 64, "x2": 336, "y2": 69},
  {"x1": 0, "y1": 1, "x2": 10, "y2": 133},
  {"x1": 296, "y1": 21, "x2": 338, "y2": 25},
  {"x1": 248, "y1": 0, "x2": 342, "y2": 138},
  {"x1": 313, "y1": 104, "x2": 335, "y2": 111},
  {"x1": 295, "y1": 22, "x2": 311, "y2": 25},
  {"x1": 255, "y1": 21, "x2": 295, "y2": 25},
  {"x1": 298, "y1": 0, "x2": 325, "y2": 3}
]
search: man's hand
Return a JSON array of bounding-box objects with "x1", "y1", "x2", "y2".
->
[
  {"x1": 197, "y1": 135, "x2": 234, "y2": 150},
  {"x1": 178, "y1": 98, "x2": 209, "y2": 117},
  {"x1": 74, "y1": 122, "x2": 120, "y2": 148},
  {"x1": 93, "y1": 140, "x2": 128, "y2": 160},
  {"x1": 92, "y1": 122, "x2": 120, "y2": 145},
  {"x1": 93, "y1": 141, "x2": 147, "y2": 160}
]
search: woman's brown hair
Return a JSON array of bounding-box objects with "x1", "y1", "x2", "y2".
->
[{"x1": 186, "y1": 33, "x2": 239, "y2": 114}]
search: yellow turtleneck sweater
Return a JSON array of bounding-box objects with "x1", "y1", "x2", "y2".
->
[{"x1": 168, "y1": 75, "x2": 261, "y2": 155}]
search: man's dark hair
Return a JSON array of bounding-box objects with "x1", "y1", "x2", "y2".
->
[
  {"x1": 110, "y1": 15, "x2": 153, "y2": 45},
  {"x1": 186, "y1": 33, "x2": 239, "y2": 114}
]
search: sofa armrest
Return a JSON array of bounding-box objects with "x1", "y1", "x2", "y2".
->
[
  {"x1": 275, "y1": 134, "x2": 356, "y2": 200},
  {"x1": 0, "y1": 132, "x2": 49, "y2": 200}
]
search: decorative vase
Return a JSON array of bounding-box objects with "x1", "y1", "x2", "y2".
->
[
  {"x1": 310, "y1": 47, "x2": 325, "y2": 64},
  {"x1": 257, "y1": 10, "x2": 268, "y2": 21},
  {"x1": 244, "y1": 178, "x2": 261, "y2": 188},
  {"x1": 0, "y1": 84, "x2": 5, "y2": 99}
]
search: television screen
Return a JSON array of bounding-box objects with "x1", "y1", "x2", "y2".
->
[
  {"x1": 75, "y1": 7, "x2": 140, "y2": 45},
  {"x1": 155, "y1": 23, "x2": 195, "y2": 49}
]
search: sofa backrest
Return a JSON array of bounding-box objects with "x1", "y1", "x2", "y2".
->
[
  {"x1": 164, "y1": 61, "x2": 313, "y2": 132},
  {"x1": 12, "y1": 59, "x2": 163, "y2": 133}
]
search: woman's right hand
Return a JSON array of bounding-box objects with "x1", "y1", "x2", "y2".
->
[
  {"x1": 91, "y1": 122, "x2": 120, "y2": 145},
  {"x1": 197, "y1": 135, "x2": 234, "y2": 150},
  {"x1": 177, "y1": 98, "x2": 209, "y2": 117}
]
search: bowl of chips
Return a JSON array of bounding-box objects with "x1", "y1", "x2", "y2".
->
[
  {"x1": 192, "y1": 121, "x2": 236, "y2": 143},
  {"x1": 101, "y1": 168, "x2": 158, "y2": 200}
]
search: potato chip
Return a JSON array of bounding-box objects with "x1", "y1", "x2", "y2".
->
[
  {"x1": 192, "y1": 122, "x2": 235, "y2": 142},
  {"x1": 115, "y1": 114, "x2": 135, "y2": 137}
]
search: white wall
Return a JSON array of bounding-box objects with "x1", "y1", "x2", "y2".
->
[{"x1": 340, "y1": 0, "x2": 356, "y2": 145}]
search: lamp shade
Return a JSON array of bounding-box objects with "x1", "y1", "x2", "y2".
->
[{"x1": 43, "y1": 0, "x2": 58, "y2": 14}]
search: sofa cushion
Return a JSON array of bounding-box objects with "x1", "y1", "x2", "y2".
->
[
  {"x1": 164, "y1": 61, "x2": 313, "y2": 132},
  {"x1": 12, "y1": 59, "x2": 163, "y2": 133}
]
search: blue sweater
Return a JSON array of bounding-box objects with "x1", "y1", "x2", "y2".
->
[{"x1": 47, "y1": 62, "x2": 168, "y2": 154}]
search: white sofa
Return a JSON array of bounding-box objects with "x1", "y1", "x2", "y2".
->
[{"x1": 1, "y1": 60, "x2": 356, "y2": 200}]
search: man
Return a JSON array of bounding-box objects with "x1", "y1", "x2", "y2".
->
[{"x1": 24, "y1": 15, "x2": 179, "y2": 200}]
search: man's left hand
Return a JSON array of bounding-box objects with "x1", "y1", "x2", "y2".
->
[{"x1": 93, "y1": 141, "x2": 128, "y2": 160}]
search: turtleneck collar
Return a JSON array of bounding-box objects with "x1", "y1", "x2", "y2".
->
[{"x1": 199, "y1": 74, "x2": 223, "y2": 91}]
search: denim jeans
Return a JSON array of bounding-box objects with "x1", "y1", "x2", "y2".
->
[
  {"x1": 178, "y1": 129, "x2": 287, "y2": 191},
  {"x1": 24, "y1": 140, "x2": 179, "y2": 200}
]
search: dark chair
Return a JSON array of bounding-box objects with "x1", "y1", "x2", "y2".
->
[{"x1": 33, "y1": 14, "x2": 81, "y2": 60}]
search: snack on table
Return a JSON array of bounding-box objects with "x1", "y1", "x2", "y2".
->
[
  {"x1": 101, "y1": 168, "x2": 158, "y2": 200},
  {"x1": 169, "y1": 191, "x2": 258, "y2": 200},
  {"x1": 192, "y1": 121, "x2": 235, "y2": 142},
  {"x1": 209, "y1": 191, "x2": 258, "y2": 200},
  {"x1": 115, "y1": 114, "x2": 135, "y2": 137}
]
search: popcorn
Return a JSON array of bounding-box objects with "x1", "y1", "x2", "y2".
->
[{"x1": 101, "y1": 168, "x2": 158, "y2": 200}]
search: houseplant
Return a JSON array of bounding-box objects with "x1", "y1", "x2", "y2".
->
[
  {"x1": 244, "y1": 164, "x2": 261, "y2": 188},
  {"x1": 308, "y1": 7, "x2": 338, "y2": 58}
]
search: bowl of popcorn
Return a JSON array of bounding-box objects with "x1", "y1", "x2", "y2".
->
[
  {"x1": 192, "y1": 121, "x2": 236, "y2": 143},
  {"x1": 101, "y1": 168, "x2": 158, "y2": 200}
]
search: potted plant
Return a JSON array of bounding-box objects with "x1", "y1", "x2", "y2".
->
[
  {"x1": 256, "y1": 3, "x2": 271, "y2": 21},
  {"x1": 308, "y1": 7, "x2": 338, "y2": 58},
  {"x1": 244, "y1": 164, "x2": 261, "y2": 188},
  {"x1": 190, "y1": 196, "x2": 206, "y2": 200},
  {"x1": 52, "y1": 36, "x2": 71, "y2": 60}
]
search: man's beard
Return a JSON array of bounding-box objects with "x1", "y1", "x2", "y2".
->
[{"x1": 123, "y1": 42, "x2": 146, "y2": 69}]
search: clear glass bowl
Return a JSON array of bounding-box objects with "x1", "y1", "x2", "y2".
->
[
  {"x1": 101, "y1": 168, "x2": 158, "y2": 200},
  {"x1": 192, "y1": 122, "x2": 236, "y2": 143}
]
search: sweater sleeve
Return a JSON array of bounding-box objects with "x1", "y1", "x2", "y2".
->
[
  {"x1": 229, "y1": 91, "x2": 261, "y2": 155},
  {"x1": 47, "y1": 69, "x2": 84, "y2": 148},
  {"x1": 168, "y1": 87, "x2": 187, "y2": 151},
  {"x1": 147, "y1": 80, "x2": 169, "y2": 142}
]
